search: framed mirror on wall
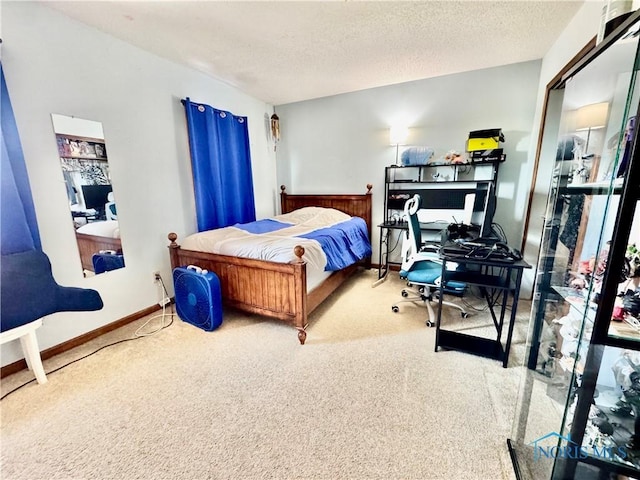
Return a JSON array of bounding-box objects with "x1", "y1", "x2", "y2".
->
[{"x1": 51, "y1": 114, "x2": 125, "y2": 277}]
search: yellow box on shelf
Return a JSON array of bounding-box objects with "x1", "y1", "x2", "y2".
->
[{"x1": 466, "y1": 128, "x2": 504, "y2": 152}]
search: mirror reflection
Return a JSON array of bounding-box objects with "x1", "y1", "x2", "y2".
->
[{"x1": 51, "y1": 114, "x2": 125, "y2": 277}]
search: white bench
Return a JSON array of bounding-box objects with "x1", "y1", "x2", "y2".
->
[{"x1": 0, "y1": 319, "x2": 47, "y2": 384}]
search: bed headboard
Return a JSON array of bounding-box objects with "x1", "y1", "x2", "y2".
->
[{"x1": 280, "y1": 184, "x2": 373, "y2": 238}]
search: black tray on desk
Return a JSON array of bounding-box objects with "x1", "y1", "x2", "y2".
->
[{"x1": 441, "y1": 242, "x2": 522, "y2": 264}]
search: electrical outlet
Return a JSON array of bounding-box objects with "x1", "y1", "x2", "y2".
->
[{"x1": 153, "y1": 271, "x2": 161, "y2": 283}]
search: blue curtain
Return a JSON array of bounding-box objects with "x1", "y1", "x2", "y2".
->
[
  {"x1": 183, "y1": 98, "x2": 256, "y2": 231},
  {"x1": 1, "y1": 63, "x2": 42, "y2": 255}
]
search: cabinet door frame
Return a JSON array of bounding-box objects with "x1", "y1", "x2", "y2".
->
[{"x1": 520, "y1": 39, "x2": 596, "y2": 255}]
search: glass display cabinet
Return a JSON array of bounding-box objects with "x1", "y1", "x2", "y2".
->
[{"x1": 509, "y1": 12, "x2": 640, "y2": 480}]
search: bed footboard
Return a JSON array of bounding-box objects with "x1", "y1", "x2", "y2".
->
[{"x1": 168, "y1": 233, "x2": 309, "y2": 344}]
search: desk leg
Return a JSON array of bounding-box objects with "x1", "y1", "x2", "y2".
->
[
  {"x1": 482, "y1": 286, "x2": 501, "y2": 332},
  {"x1": 503, "y1": 268, "x2": 524, "y2": 368},
  {"x1": 495, "y1": 286, "x2": 509, "y2": 344},
  {"x1": 378, "y1": 228, "x2": 391, "y2": 279},
  {"x1": 434, "y1": 260, "x2": 446, "y2": 352}
]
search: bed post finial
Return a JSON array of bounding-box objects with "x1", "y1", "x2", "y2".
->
[
  {"x1": 280, "y1": 185, "x2": 288, "y2": 215},
  {"x1": 168, "y1": 232, "x2": 178, "y2": 248},
  {"x1": 366, "y1": 184, "x2": 373, "y2": 195},
  {"x1": 293, "y1": 245, "x2": 305, "y2": 263}
]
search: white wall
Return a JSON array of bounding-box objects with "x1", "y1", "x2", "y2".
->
[
  {"x1": 275, "y1": 60, "x2": 543, "y2": 266},
  {"x1": 1, "y1": 2, "x2": 278, "y2": 366}
]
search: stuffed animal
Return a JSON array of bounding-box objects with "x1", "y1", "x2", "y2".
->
[{"x1": 444, "y1": 150, "x2": 466, "y2": 164}]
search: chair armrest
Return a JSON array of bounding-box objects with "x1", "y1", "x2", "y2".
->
[
  {"x1": 55, "y1": 286, "x2": 103, "y2": 312},
  {"x1": 419, "y1": 243, "x2": 440, "y2": 254},
  {"x1": 416, "y1": 243, "x2": 442, "y2": 262},
  {"x1": 413, "y1": 251, "x2": 441, "y2": 262},
  {"x1": 1, "y1": 250, "x2": 103, "y2": 332}
]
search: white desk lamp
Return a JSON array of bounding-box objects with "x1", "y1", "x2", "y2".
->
[{"x1": 389, "y1": 125, "x2": 409, "y2": 166}]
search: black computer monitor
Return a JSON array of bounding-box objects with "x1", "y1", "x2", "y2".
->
[
  {"x1": 470, "y1": 182, "x2": 496, "y2": 237},
  {"x1": 81, "y1": 184, "x2": 112, "y2": 217},
  {"x1": 387, "y1": 182, "x2": 496, "y2": 241}
]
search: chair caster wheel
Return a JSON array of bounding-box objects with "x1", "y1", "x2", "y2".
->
[
  {"x1": 401, "y1": 290, "x2": 409, "y2": 298},
  {"x1": 392, "y1": 306, "x2": 399, "y2": 313},
  {"x1": 426, "y1": 321, "x2": 434, "y2": 327},
  {"x1": 461, "y1": 312, "x2": 469, "y2": 318}
]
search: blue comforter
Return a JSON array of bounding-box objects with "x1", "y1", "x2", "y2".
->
[
  {"x1": 297, "y1": 218, "x2": 372, "y2": 271},
  {"x1": 234, "y1": 217, "x2": 371, "y2": 271},
  {"x1": 234, "y1": 219, "x2": 292, "y2": 234}
]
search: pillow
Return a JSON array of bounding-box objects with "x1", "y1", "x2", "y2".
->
[{"x1": 273, "y1": 207, "x2": 350, "y2": 227}]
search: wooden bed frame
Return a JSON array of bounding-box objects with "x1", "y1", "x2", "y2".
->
[
  {"x1": 168, "y1": 184, "x2": 373, "y2": 344},
  {"x1": 75, "y1": 232, "x2": 122, "y2": 272}
]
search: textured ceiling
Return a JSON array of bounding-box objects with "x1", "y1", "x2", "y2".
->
[{"x1": 45, "y1": 1, "x2": 585, "y2": 105}]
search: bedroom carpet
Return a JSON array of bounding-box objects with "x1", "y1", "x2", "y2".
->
[{"x1": 0, "y1": 268, "x2": 531, "y2": 480}]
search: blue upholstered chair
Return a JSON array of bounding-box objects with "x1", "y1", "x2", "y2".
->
[
  {"x1": 1, "y1": 63, "x2": 103, "y2": 384},
  {"x1": 391, "y1": 194, "x2": 468, "y2": 326},
  {"x1": 0, "y1": 249, "x2": 104, "y2": 383}
]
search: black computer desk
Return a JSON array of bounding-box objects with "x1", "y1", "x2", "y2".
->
[{"x1": 434, "y1": 253, "x2": 532, "y2": 368}]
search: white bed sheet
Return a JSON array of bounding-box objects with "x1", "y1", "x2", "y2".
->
[
  {"x1": 76, "y1": 220, "x2": 120, "y2": 238},
  {"x1": 181, "y1": 207, "x2": 351, "y2": 293}
]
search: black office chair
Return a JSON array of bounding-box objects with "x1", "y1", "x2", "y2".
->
[{"x1": 391, "y1": 194, "x2": 468, "y2": 326}]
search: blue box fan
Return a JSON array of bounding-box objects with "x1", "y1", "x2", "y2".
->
[{"x1": 173, "y1": 265, "x2": 223, "y2": 331}]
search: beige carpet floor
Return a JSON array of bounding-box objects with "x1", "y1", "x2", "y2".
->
[{"x1": 0, "y1": 268, "x2": 531, "y2": 480}]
